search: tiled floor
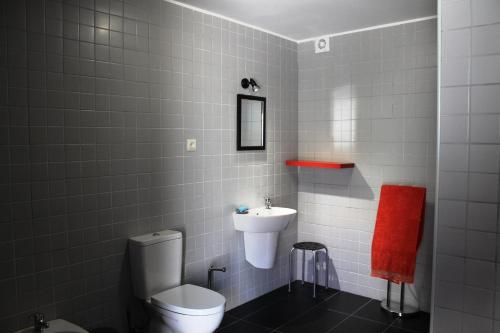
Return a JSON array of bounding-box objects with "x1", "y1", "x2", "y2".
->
[{"x1": 217, "y1": 282, "x2": 430, "y2": 333}]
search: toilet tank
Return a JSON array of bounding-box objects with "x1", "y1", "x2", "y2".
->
[{"x1": 128, "y1": 229, "x2": 183, "y2": 300}]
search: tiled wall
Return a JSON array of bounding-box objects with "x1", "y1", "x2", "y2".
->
[
  {"x1": 296, "y1": 20, "x2": 437, "y2": 311},
  {"x1": 433, "y1": 0, "x2": 500, "y2": 331},
  {"x1": 0, "y1": 0, "x2": 298, "y2": 331}
]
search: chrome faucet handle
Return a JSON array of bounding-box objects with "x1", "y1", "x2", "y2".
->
[
  {"x1": 29, "y1": 313, "x2": 49, "y2": 332},
  {"x1": 264, "y1": 195, "x2": 272, "y2": 209}
]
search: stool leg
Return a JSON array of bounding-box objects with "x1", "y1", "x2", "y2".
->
[
  {"x1": 301, "y1": 249, "x2": 305, "y2": 285},
  {"x1": 288, "y1": 247, "x2": 295, "y2": 293},
  {"x1": 324, "y1": 247, "x2": 329, "y2": 290},
  {"x1": 313, "y1": 250, "x2": 318, "y2": 298}
]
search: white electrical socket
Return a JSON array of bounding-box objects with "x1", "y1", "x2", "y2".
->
[{"x1": 186, "y1": 138, "x2": 196, "y2": 152}]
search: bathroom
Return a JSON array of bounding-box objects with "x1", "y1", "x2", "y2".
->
[{"x1": 0, "y1": 0, "x2": 498, "y2": 332}]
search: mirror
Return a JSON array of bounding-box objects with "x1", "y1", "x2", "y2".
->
[{"x1": 237, "y1": 94, "x2": 266, "y2": 150}]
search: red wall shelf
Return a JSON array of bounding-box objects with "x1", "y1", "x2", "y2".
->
[{"x1": 285, "y1": 160, "x2": 355, "y2": 169}]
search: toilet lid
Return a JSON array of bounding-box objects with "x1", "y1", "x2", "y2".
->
[{"x1": 151, "y1": 284, "x2": 226, "y2": 316}]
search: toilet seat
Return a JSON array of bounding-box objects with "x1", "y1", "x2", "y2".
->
[{"x1": 151, "y1": 284, "x2": 225, "y2": 316}]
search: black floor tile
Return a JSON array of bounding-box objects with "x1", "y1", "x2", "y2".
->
[
  {"x1": 384, "y1": 327, "x2": 416, "y2": 333},
  {"x1": 329, "y1": 317, "x2": 388, "y2": 333},
  {"x1": 323, "y1": 291, "x2": 371, "y2": 314},
  {"x1": 391, "y1": 312, "x2": 430, "y2": 333},
  {"x1": 227, "y1": 294, "x2": 280, "y2": 319},
  {"x1": 216, "y1": 320, "x2": 272, "y2": 333},
  {"x1": 244, "y1": 298, "x2": 316, "y2": 329},
  {"x1": 223, "y1": 283, "x2": 424, "y2": 333},
  {"x1": 286, "y1": 281, "x2": 339, "y2": 301},
  {"x1": 228, "y1": 282, "x2": 336, "y2": 320},
  {"x1": 217, "y1": 314, "x2": 239, "y2": 331},
  {"x1": 278, "y1": 307, "x2": 347, "y2": 333},
  {"x1": 353, "y1": 299, "x2": 397, "y2": 324}
]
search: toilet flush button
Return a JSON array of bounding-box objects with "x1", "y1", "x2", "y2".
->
[{"x1": 186, "y1": 139, "x2": 196, "y2": 152}]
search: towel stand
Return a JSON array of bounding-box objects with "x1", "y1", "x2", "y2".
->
[{"x1": 380, "y1": 280, "x2": 418, "y2": 317}]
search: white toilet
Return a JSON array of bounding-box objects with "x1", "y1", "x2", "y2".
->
[{"x1": 128, "y1": 230, "x2": 226, "y2": 333}]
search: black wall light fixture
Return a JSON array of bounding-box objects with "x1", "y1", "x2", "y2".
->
[{"x1": 241, "y1": 78, "x2": 261, "y2": 92}]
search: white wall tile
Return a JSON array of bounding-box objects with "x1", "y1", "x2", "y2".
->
[
  {"x1": 436, "y1": 281, "x2": 463, "y2": 310},
  {"x1": 472, "y1": 0, "x2": 500, "y2": 26},
  {"x1": 437, "y1": 226, "x2": 465, "y2": 256},
  {"x1": 472, "y1": 24, "x2": 500, "y2": 56},
  {"x1": 442, "y1": 0, "x2": 471, "y2": 29},
  {"x1": 437, "y1": 254, "x2": 465, "y2": 283},
  {"x1": 466, "y1": 230, "x2": 496, "y2": 261},
  {"x1": 371, "y1": 119, "x2": 404, "y2": 142},
  {"x1": 496, "y1": 293, "x2": 500, "y2": 319},
  {"x1": 442, "y1": 57, "x2": 470, "y2": 86},
  {"x1": 467, "y1": 202, "x2": 498, "y2": 232},
  {"x1": 470, "y1": 114, "x2": 500, "y2": 143},
  {"x1": 463, "y1": 286, "x2": 494, "y2": 316},
  {"x1": 439, "y1": 171, "x2": 468, "y2": 200},
  {"x1": 471, "y1": 85, "x2": 500, "y2": 114},
  {"x1": 440, "y1": 115, "x2": 468, "y2": 143},
  {"x1": 434, "y1": 307, "x2": 463, "y2": 333},
  {"x1": 469, "y1": 145, "x2": 500, "y2": 173},
  {"x1": 464, "y1": 258, "x2": 495, "y2": 289},
  {"x1": 443, "y1": 28, "x2": 471, "y2": 57},
  {"x1": 440, "y1": 144, "x2": 468, "y2": 171},
  {"x1": 468, "y1": 173, "x2": 499, "y2": 202},
  {"x1": 462, "y1": 313, "x2": 494, "y2": 333},
  {"x1": 471, "y1": 55, "x2": 500, "y2": 85},
  {"x1": 441, "y1": 86, "x2": 469, "y2": 115},
  {"x1": 496, "y1": 264, "x2": 500, "y2": 290},
  {"x1": 439, "y1": 199, "x2": 466, "y2": 228}
]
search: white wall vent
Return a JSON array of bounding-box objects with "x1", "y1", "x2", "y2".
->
[{"x1": 314, "y1": 36, "x2": 330, "y2": 53}]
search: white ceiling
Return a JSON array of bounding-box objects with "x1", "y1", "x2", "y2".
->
[{"x1": 171, "y1": 0, "x2": 437, "y2": 42}]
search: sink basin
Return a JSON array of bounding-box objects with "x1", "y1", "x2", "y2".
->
[
  {"x1": 233, "y1": 207, "x2": 297, "y2": 232},
  {"x1": 15, "y1": 319, "x2": 88, "y2": 333},
  {"x1": 233, "y1": 207, "x2": 297, "y2": 269}
]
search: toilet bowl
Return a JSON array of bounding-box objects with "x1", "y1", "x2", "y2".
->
[
  {"x1": 128, "y1": 230, "x2": 226, "y2": 333},
  {"x1": 148, "y1": 284, "x2": 225, "y2": 333}
]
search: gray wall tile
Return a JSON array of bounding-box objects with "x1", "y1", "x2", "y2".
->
[{"x1": 0, "y1": 0, "x2": 298, "y2": 331}]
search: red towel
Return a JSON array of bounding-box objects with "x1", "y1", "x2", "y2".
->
[{"x1": 371, "y1": 185, "x2": 426, "y2": 284}]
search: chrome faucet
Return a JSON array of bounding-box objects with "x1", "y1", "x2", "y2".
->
[
  {"x1": 30, "y1": 313, "x2": 49, "y2": 332},
  {"x1": 208, "y1": 265, "x2": 226, "y2": 289},
  {"x1": 264, "y1": 195, "x2": 272, "y2": 209}
]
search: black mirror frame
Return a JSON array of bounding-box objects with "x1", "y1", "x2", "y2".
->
[{"x1": 237, "y1": 94, "x2": 266, "y2": 151}]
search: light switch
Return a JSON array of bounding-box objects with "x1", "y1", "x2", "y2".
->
[{"x1": 186, "y1": 138, "x2": 196, "y2": 152}]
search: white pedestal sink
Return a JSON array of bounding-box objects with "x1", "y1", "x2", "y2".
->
[{"x1": 233, "y1": 207, "x2": 297, "y2": 269}]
